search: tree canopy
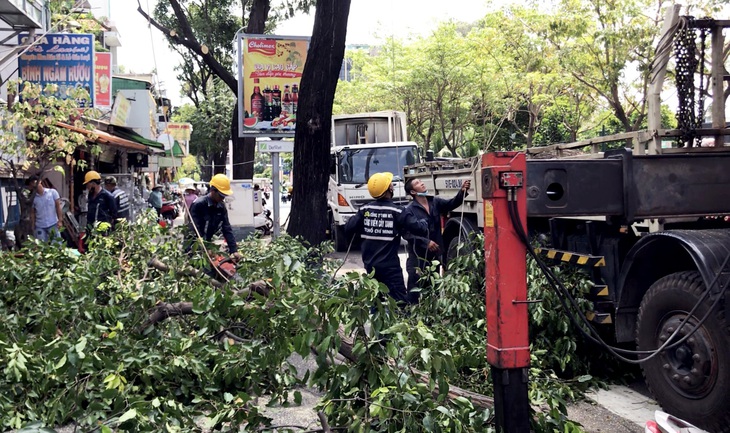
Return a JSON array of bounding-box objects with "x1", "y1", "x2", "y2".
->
[{"x1": 331, "y1": 0, "x2": 725, "y2": 157}]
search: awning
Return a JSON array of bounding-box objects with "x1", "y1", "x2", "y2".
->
[
  {"x1": 166, "y1": 141, "x2": 185, "y2": 157},
  {"x1": 107, "y1": 125, "x2": 165, "y2": 150},
  {"x1": 56, "y1": 122, "x2": 151, "y2": 153}
]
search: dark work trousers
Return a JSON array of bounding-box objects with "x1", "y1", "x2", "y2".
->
[
  {"x1": 405, "y1": 251, "x2": 441, "y2": 304},
  {"x1": 370, "y1": 265, "x2": 409, "y2": 306}
]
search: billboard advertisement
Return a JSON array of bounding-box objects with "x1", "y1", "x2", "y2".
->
[
  {"x1": 94, "y1": 52, "x2": 112, "y2": 109},
  {"x1": 17, "y1": 33, "x2": 95, "y2": 108},
  {"x1": 237, "y1": 34, "x2": 310, "y2": 137}
]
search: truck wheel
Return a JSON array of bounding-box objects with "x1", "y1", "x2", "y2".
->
[
  {"x1": 332, "y1": 222, "x2": 348, "y2": 252},
  {"x1": 445, "y1": 218, "x2": 478, "y2": 268},
  {"x1": 636, "y1": 271, "x2": 730, "y2": 432}
]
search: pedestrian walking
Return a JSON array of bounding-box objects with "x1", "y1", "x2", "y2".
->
[
  {"x1": 25, "y1": 175, "x2": 63, "y2": 243},
  {"x1": 148, "y1": 186, "x2": 163, "y2": 215},
  {"x1": 345, "y1": 172, "x2": 429, "y2": 306},
  {"x1": 403, "y1": 178, "x2": 471, "y2": 303},
  {"x1": 181, "y1": 180, "x2": 199, "y2": 224}
]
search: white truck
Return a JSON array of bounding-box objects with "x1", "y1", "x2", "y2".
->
[{"x1": 327, "y1": 111, "x2": 420, "y2": 251}]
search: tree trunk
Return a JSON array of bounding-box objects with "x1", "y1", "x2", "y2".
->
[
  {"x1": 213, "y1": 150, "x2": 227, "y2": 175},
  {"x1": 13, "y1": 189, "x2": 33, "y2": 248},
  {"x1": 227, "y1": 2, "x2": 270, "y2": 182},
  {"x1": 231, "y1": 104, "x2": 255, "y2": 180},
  {"x1": 200, "y1": 155, "x2": 213, "y2": 182},
  {"x1": 288, "y1": 0, "x2": 352, "y2": 245}
]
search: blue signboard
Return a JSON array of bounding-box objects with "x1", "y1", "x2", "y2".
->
[{"x1": 17, "y1": 33, "x2": 95, "y2": 107}]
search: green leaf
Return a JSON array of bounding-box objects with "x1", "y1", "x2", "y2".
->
[
  {"x1": 117, "y1": 408, "x2": 137, "y2": 424},
  {"x1": 420, "y1": 348, "x2": 432, "y2": 364},
  {"x1": 224, "y1": 392, "x2": 233, "y2": 403}
]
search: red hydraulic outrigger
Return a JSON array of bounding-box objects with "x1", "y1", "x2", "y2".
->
[{"x1": 482, "y1": 152, "x2": 531, "y2": 432}]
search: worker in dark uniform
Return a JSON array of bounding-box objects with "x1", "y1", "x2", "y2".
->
[
  {"x1": 403, "y1": 178, "x2": 471, "y2": 303},
  {"x1": 84, "y1": 170, "x2": 118, "y2": 234},
  {"x1": 345, "y1": 172, "x2": 429, "y2": 306},
  {"x1": 187, "y1": 173, "x2": 242, "y2": 262}
]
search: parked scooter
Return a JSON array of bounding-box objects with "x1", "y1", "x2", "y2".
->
[
  {"x1": 645, "y1": 410, "x2": 708, "y2": 433},
  {"x1": 254, "y1": 208, "x2": 274, "y2": 235},
  {"x1": 160, "y1": 199, "x2": 180, "y2": 226}
]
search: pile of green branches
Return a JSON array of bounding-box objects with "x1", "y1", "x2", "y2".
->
[{"x1": 1, "y1": 219, "x2": 610, "y2": 432}]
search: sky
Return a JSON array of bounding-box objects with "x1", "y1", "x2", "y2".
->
[{"x1": 89, "y1": 0, "x2": 491, "y2": 107}]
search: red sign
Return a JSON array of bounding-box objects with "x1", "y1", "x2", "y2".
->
[
  {"x1": 247, "y1": 39, "x2": 277, "y2": 56},
  {"x1": 94, "y1": 52, "x2": 112, "y2": 108}
]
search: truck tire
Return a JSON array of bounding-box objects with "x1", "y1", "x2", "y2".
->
[
  {"x1": 332, "y1": 222, "x2": 348, "y2": 252},
  {"x1": 445, "y1": 217, "x2": 478, "y2": 268},
  {"x1": 636, "y1": 271, "x2": 730, "y2": 432}
]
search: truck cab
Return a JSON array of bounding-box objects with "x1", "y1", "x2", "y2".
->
[{"x1": 326, "y1": 111, "x2": 419, "y2": 251}]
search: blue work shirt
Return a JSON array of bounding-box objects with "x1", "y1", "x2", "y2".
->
[{"x1": 188, "y1": 195, "x2": 238, "y2": 254}]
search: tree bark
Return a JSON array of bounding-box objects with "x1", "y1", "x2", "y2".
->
[
  {"x1": 213, "y1": 149, "x2": 227, "y2": 175},
  {"x1": 231, "y1": 105, "x2": 255, "y2": 180},
  {"x1": 288, "y1": 0, "x2": 351, "y2": 245},
  {"x1": 228, "y1": 0, "x2": 271, "y2": 181}
]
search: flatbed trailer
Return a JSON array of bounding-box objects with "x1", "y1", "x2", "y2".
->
[{"x1": 404, "y1": 8, "x2": 730, "y2": 431}]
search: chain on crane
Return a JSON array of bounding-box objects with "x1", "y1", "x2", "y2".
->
[{"x1": 674, "y1": 16, "x2": 710, "y2": 147}]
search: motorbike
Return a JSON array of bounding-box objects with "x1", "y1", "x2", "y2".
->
[
  {"x1": 645, "y1": 410, "x2": 708, "y2": 433},
  {"x1": 254, "y1": 208, "x2": 273, "y2": 235},
  {"x1": 160, "y1": 199, "x2": 180, "y2": 226}
]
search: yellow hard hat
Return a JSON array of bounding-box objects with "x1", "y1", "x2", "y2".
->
[
  {"x1": 83, "y1": 170, "x2": 101, "y2": 184},
  {"x1": 367, "y1": 172, "x2": 393, "y2": 199},
  {"x1": 209, "y1": 173, "x2": 233, "y2": 196}
]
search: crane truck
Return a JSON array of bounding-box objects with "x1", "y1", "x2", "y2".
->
[
  {"x1": 403, "y1": 8, "x2": 730, "y2": 432},
  {"x1": 327, "y1": 111, "x2": 419, "y2": 251}
]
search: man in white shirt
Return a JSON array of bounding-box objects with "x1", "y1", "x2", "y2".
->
[{"x1": 25, "y1": 175, "x2": 63, "y2": 243}]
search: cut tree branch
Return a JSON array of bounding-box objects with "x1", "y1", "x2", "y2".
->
[{"x1": 136, "y1": 1, "x2": 237, "y2": 94}]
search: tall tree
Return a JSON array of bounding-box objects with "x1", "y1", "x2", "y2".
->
[
  {"x1": 172, "y1": 80, "x2": 234, "y2": 180},
  {"x1": 287, "y1": 0, "x2": 351, "y2": 244},
  {"x1": 138, "y1": 0, "x2": 315, "y2": 179},
  {"x1": 542, "y1": 0, "x2": 663, "y2": 132}
]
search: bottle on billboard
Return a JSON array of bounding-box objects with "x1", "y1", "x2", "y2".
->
[
  {"x1": 282, "y1": 85, "x2": 292, "y2": 115},
  {"x1": 251, "y1": 78, "x2": 264, "y2": 120},
  {"x1": 263, "y1": 85, "x2": 273, "y2": 121},
  {"x1": 291, "y1": 84, "x2": 299, "y2": 115},
  {"x1": 272, "y1": 84, "x2": 282, "y2": 118}
]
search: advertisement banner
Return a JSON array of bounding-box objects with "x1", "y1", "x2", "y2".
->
[
  {"x1": 110, "y1": 93, "x2": 131, "y2": 126},
  {"x1": 17, "y1": 33, "x2": 95, "y2": 107},
  {"x1": 164, "y1": 123, "x2": 193, "y2": 142},
  {"x1": 94, "y1": 52, "x2": 112, "y2": 108},
  {"x1": 237, "y1": 34, "x2": 310, "y2": 137}
]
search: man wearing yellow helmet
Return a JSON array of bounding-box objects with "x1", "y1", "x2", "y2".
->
[
  {"x1": 345, "y1": 172, "x2": 429, "y2": 306},
  {"x1": 188, "y1": 173, "x2": 242, "y2": 261},
  {"x1": 83, "y1": 170, "x2": 118, "y2": 234}
]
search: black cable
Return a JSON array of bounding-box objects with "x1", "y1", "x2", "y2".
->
[
  {"x1": 506, "y1": 191, "x2": 730, "y2": 364},
  {"x1": 508, "y1": 196, "x2": 728, "y2": 362}
]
